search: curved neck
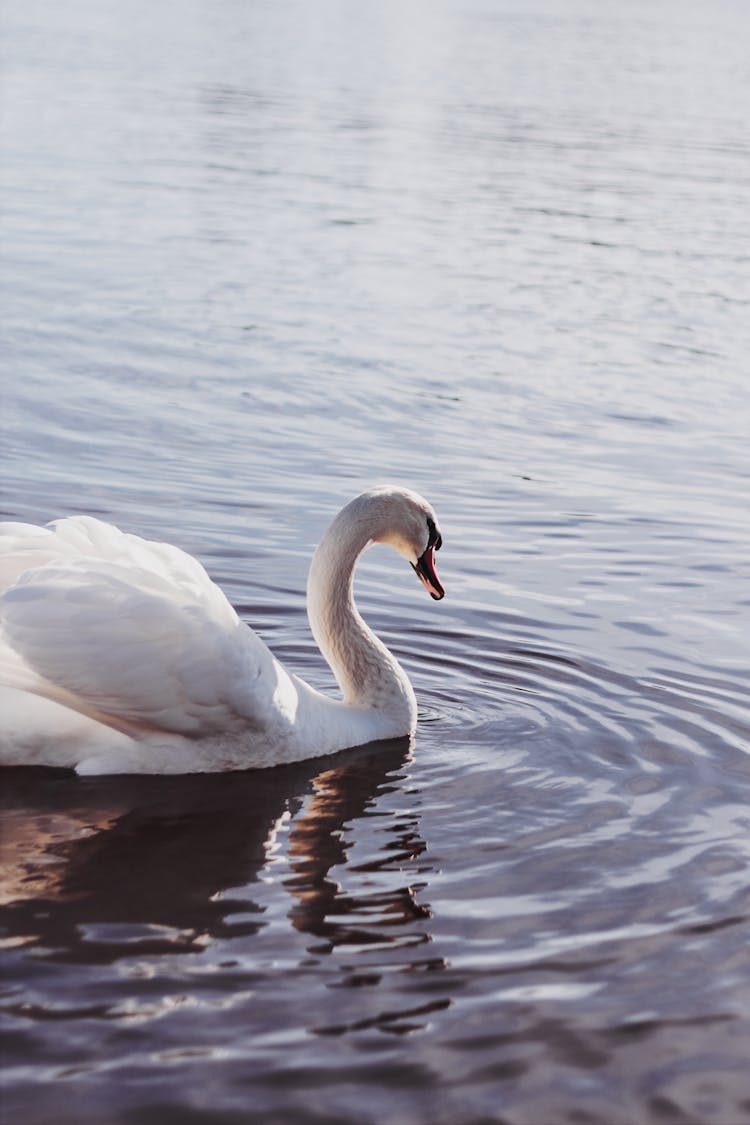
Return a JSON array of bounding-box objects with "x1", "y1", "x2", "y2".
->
[{"x1": 306, "y1": 508, "x2": 417, "y2": 727}]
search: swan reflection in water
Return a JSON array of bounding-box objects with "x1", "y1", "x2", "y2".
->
[
  {"x1": 285, "y1": 750, "x2": 434, "y2": 953},
  {"x1": 0, "y1": 740, "x2": 448, "y2": 1032}
]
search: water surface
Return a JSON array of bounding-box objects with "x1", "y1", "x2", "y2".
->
[{"x1": 2, "y1": 1, "x2": 750, "y2": 1122}]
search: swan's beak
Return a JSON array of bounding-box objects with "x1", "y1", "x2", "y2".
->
[{"x1": 412, "y1": 545, "x2": 444, "y2": 601}]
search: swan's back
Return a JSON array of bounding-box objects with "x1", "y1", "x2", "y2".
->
[
  {"x1": 1, "y1": 517, "x2": 232, "y2": 619},
  {"x1": 0, "y1": 517, "x2": 287, "y2": 759}
]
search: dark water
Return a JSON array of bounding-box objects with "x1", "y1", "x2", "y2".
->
[{"x1": 2, "y1": 1, "x2": 750, "y2": 1121}]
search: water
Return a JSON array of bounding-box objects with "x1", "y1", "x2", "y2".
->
[{"x1": 1, "y1": 0, "x2": 750, "y2": 1120}]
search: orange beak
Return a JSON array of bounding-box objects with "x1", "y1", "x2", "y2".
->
[{"x1": 412, "y1": 545, "x2": 444, "y2": 601}]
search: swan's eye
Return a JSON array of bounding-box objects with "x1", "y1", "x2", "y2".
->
[{"x1": 426, "y1": 516, "x2": 442, "y2": 551}]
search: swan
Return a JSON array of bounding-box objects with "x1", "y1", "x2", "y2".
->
[{"x1": 0, "y1": 486, "x2": 444, "y2": 775}]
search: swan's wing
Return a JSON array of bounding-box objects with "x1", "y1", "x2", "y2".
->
[
  {"x1": 0, "y1": 521, "x2": 79, "y2": 593},
  {"x1": 0, "y1": 517, "x2": 282, "y2": 737}
]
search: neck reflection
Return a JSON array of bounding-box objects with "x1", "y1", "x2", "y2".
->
[{"x1": 285, "y1": 742, "x2": 431, "y2": 949}]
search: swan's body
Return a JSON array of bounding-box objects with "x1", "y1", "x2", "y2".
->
[{"x1": 0, "y1": 487, "x2": 444, "y2": 775}]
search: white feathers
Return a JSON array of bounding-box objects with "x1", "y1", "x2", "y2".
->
[{"x1": 0, "y1": 518, "x2": 278, "y2": 761}]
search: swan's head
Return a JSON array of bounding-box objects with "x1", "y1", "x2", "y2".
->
[{"x1": 367, "y1": 486, "x2": 445, "y2": 601}]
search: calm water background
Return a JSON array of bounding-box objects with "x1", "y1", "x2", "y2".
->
[{"x1": 2, "y1": 1, "x2": 750, "y2": 1122}]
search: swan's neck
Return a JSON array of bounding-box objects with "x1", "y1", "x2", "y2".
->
[{"x1": 306, "y1": 512, "x2": 417, "y2": 729}]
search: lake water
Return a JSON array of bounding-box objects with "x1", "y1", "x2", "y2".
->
[{"x1": 2, "y1": 0, "x2": 750, "y2": 1121}]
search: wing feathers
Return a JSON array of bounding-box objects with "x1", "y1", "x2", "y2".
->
[{"x1": 0, "y1": 518, "x2": 271, "y2": 738}]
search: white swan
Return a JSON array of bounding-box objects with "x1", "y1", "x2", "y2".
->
[{"x1": 0, "y1": 486, "x2": 444, "y2": 775}]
